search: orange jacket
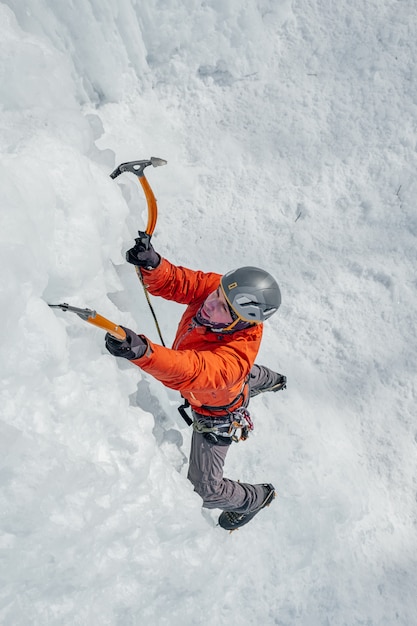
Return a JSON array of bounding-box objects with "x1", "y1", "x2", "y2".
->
[{"x1": 132, "y1": 258, "x2": 263, "y2": 416}]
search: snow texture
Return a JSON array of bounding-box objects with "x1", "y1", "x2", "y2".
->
[{"x1": 0, "y1": 0, "x2": 417, "y2": 624}]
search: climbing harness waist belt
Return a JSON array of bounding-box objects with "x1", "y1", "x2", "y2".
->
[
  {"x1": 192, "y1": 407, "x2": 254, "y2": 445},
  {"x1": 177, "y1": 377, "x2": 250, "y2": 426},
  {"x1": 177, "y1": 376, "x2": 251, "y2": 437}
]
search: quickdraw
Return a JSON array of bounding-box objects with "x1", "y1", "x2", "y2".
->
[
  {"x1": 228, "y1": 408, "x2": 254, "y2": 442},
  {"x1": 192, "y1": 407, "x2": 254, "y2": 443}
]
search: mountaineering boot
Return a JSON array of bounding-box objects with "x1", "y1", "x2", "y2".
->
[
  {"x1": 250, "y1": 374, "x2": 287, "y2": 398},
  {"x1": 218, "y1": 484, "x2": 276, "y2": 531}
]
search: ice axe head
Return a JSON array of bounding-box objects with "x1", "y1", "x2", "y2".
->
[{"x1": 110, "y1": 157, "x2": 167, "y2": 180}]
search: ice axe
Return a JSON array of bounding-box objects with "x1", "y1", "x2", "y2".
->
[
  {"x1": 110, "y1": 157, "x2": 167, "y2": 244},
  {"x1": 110, "y1": 157, "x2": 167, "y2": 346},
  {"x1": 48, "y1": 303, "x2": 127, "y2": 341}
]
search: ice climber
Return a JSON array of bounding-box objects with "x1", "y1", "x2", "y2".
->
[{"x1": 105, "y1": 235, "x2": 286, "y2": 530}]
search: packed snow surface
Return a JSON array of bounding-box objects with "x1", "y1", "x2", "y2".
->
[{"x1": 1, "y1": 1, "x2": 417, "y2": 624}]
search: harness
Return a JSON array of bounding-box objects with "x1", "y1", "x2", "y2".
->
[
  {"x1": 192, "y1": 407, "x2": 254, "y2": 444},
  {"x1": 177, "y1": 376, "x2": 254, "y2": 444}
]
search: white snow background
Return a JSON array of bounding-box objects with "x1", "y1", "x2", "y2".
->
[{"x1": 1, "y1": 1, "x2": 417, "y2": 624}]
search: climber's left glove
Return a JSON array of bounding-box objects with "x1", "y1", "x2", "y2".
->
[{"x1": 105, "y1": 327, "x2": 147, "y2": 360}]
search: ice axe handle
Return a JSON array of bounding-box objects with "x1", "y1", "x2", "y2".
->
[{"x1": 88, "y1": 314, "x2": 127, "y2": 341}]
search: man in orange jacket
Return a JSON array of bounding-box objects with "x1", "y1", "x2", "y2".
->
[{"x1": 105, "y1": 234, "x2": 286, "y2": 530}]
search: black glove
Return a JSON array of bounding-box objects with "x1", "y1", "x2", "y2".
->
[
  {"x1": 126, "y1": 231, "x2": 160, "y2": 269},
  {"x1": 105, "y1": 327, "x2": 147, "y2": 360}
]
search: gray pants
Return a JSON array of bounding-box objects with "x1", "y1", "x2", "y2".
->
[{"x1": 187, "y1": 365, "x2": 279, "y2": 513}]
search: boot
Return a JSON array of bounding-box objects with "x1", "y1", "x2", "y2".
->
[
  {"x1": 250, "y1": 374, "x2": 287, "y2": 397},
  {"x1": 218, "y1": 484, "x2": 276, "y2": 531}
]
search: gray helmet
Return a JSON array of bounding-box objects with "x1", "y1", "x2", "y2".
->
[{"x1": 220, "y1": 266, "x2": 281, "y2": 323}]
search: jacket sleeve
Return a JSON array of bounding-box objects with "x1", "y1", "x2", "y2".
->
[
  {"x1": 131, "y1": 328, "x2": 262, "y2": 395},
  {"x1": 139, "y1": 258, "x2": 221, "y2": 305}
]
